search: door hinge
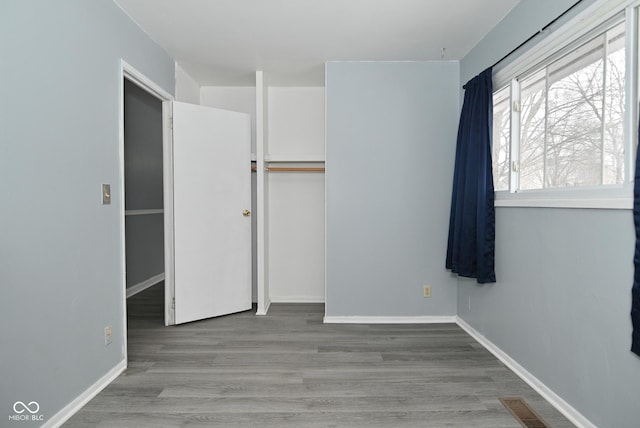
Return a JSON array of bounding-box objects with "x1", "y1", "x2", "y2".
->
[
  {"x1": 172, "y1": 297, "x2": 175, "y2": 310},
  {"x1": 169, "y1": 117, "x2": 173, "y2": 130}
]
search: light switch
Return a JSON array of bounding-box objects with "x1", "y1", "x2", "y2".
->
[{"x1": 102, "y1": 184, "x2": 111, "y2": 205}]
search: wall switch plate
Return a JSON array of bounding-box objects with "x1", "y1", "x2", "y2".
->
[
  {"x1": 104, "y1": 326, "x2": 113, "y2": 346},
  {"x1": 102, "y1": 184, "x2": 111, "y2": 205},
  {"x1": 423, "y1": 285, "x2": 432, "y2": 298}
]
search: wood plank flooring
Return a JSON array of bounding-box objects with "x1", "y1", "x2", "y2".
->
[{"x1": 64, "y1": 284, "x2": 574, "y2": 427}]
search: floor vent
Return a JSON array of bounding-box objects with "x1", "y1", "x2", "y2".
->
[{"x1": 499, "y1": 397, "x2": 550, "y2": 428}]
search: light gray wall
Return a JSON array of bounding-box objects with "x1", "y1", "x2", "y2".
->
[
  {"x1": 0, "y1": 1, "x2": 174, "y2": 426},
  {"x1": 326, "y1": 61, "x2": 459, "y2": 317},
  {"x1": 124, "y1": 80, "x2": 164, "y2": 288},
  {"x1": 458, "y1": 209, "x2": 638, "y2": 427},
  {"x1": 460, "y1": 1, "x2": 640, "y2": 427}
]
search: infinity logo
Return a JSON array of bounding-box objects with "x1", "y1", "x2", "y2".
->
[{"x1": 13, "y1": 401, "x2": 40, "y2": 414}]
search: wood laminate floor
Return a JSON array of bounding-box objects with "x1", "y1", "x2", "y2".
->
[{"x1": 64, "y1": 284, "x2": 574, "y2": 427}]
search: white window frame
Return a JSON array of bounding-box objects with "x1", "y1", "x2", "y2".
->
[{"x1": 492, "y1": 0, "x2": 640, "y2": 209}]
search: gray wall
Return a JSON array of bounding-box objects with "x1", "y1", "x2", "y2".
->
[
  {"x1": 125, "y1": 214, "x2": 164, "y2": 287},
  {"x1": 326, "y1": 61, "x2": 459, "y2": 317},
  {"x1": 460, "y1": 1, "x2": 640, "y2": 427},
  {"x1": 124, "y1": 80, "x2": 164, "y2": 211},
  {"x1": 0, "y1": 1, "x2": 174, "y2": 426},
  {"x1": 124, "y1": 80, "x2": 164, "y2": 288}
]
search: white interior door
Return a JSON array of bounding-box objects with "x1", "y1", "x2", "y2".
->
[{"x1": 169, "y1": 101, "x2": 252, "y2": 325}]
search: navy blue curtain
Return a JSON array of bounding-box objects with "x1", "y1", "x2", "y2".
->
[
  {"x1": 632, "y1": 118, "x2": 640, "y2": 356},
  {"x1": 446, "y1": 68, "x2": 496, "y2": 284}
]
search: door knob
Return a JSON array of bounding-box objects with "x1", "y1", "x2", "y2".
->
[{"x1": 243, "y1": 210, "x2": 251, "y2": 217}]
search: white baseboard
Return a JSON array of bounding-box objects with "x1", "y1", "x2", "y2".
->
[
  {"x1": 43, "y1": 359, "x2": 126, "y2": 428},
  {"x1": 256, "y1": 298, "x2": 271, "y2": 316},
  {"x1": 270, "y1": 296, "x2": 325, "y2": 303},
  {"x1": 456, "y1": 317, "x2": 596, "y2": 428},
  {"x1": 324, "y1": 315, "x2": 457, "y2": 324},
  {"x1": 126, "y1": 273, "x2": 164, "y2": 298}
]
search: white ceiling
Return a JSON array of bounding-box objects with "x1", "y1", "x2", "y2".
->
[{"x1": 114, "y1": 0, "x2": 519, "y2": 86}]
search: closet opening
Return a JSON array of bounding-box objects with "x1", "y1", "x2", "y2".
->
[
  {"x1": 123, "y1": 78, "x2": 165, "y2": 300},
  {"x1": 119, "y1": 61, "x2": 174, "y2": 361}
]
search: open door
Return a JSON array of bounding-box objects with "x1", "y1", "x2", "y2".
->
[{"x1": 165, "y1": 101, "x2": 252, "y2": 325}]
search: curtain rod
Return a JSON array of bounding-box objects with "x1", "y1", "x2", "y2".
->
[{"x1": 490, "y1": 0, "x2": 584, "y2": 70}]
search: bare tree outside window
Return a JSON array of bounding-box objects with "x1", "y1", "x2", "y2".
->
[
  {"x1": 520, "y1": 69, "x2": 546, "y2": 190},
  {"x1": 604, "y1": 45, "x2": 625, "y2": 185},
  {"x1": 492, "y1": 87, "x2": 510, "y2": 191}
]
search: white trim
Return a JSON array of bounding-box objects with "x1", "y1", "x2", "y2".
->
[
  {"x1": 256, "y1": 71, "x2": 269, "y2": 316},
  {"x1": 255, "y1": 297, "x2": 271, "y2": 316},
  {"x1": 119, "y1": 63, "x2": 127, "y2": 361},
  {"x1": 126, "y1": 273, "x2": 165, "y2": 298},
  {"x1": 494, "y1": 184, "x2": 633, "y2": 209},
  {"x1": 625, "y1": 3, "x2": 639, "y2": 183},
  {"x1": 456, "y1": 317, "x2": 597, "y2": 428},
  {"x1": 495, "y1": 197, "x2": 632, "y2": 209},
  {"x1": 122, "y1": 61, "x2": 173, "y2": 101},
  {"x1": 42, "y1": 359, "x2": 126, "y2": 428},
  {"x1": 162, "y1": 101, "x2": 176, "y2": 326},
  {"x1": 270, "y1": 296, "x2": 325, "y2": 303},
  {"x1": 324, "y1": 316, "x2": 457, "y2": 324},
  {"x1": 324, "y1": 62, "x2": 329, "y2": 321},
  {"x1": 125, "y1": 209, "x2": 164, "y2": 216}
]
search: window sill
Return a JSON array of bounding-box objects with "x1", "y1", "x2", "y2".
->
[{"x1": 495, "y1": 188, "x2": 633, "y2": 209}]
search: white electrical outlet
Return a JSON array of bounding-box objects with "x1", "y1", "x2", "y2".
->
[
  {"x1": 423, "y1": 285, "x2": 432, "y2": 298},
  {"x1": 104, "y1": 326, "x2": 113, "y2": 346}
]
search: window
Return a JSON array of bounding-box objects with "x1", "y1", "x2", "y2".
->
[{"x1": 492, "y1": 6, "x2": 635, "y2": 208}]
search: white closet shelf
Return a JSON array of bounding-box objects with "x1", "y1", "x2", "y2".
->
[
  {"x1": 264, "y1": 155, "x2": 325, "y2": 163},
  {"x1": 125, "y1": 209, "x2": 164, "y2": 216}
]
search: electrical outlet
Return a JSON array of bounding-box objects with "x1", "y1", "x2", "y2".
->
[
  {"x1": 104, "y1": 326, "x2": 113, "y2": 346},
  {"x1": 423, "y1": 285, "x2": 432, "y2": 298}
]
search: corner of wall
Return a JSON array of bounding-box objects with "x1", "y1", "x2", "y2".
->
[{"x1": 175, "y1": 63, "x2": 201, "y2": 104}]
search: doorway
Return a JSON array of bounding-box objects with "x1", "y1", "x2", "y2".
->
[
  {"x1": 123, "y1": 79, "x2": 165, "y2": 299},
  {"x1": 119, "y1": 61, "x2": 174, "y2": 361}
]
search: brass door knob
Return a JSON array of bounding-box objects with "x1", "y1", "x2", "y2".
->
[{"x1": 243, "y1": 210, "x2": 251, "y2": 217}]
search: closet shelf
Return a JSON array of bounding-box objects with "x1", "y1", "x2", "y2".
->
[
  {"x1": 264, "y1": 155, "x2": 325, "y2": 163},
  {"x1": 267, "y1": 167, "x2": 325, "y2": 172},
  {"x1": 125, "y1": 209, "x2": 164, "y2": 216},
  {"x1": 251, "y1": 166, "x2": 325, "y2": 172}
]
